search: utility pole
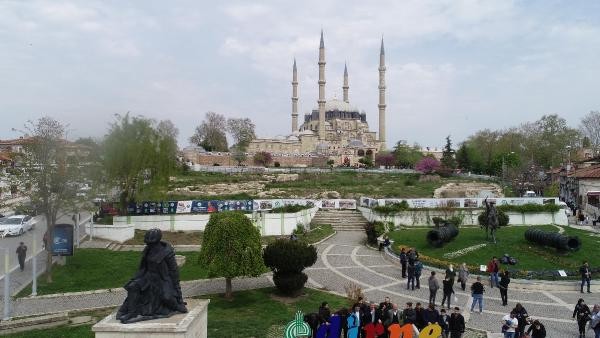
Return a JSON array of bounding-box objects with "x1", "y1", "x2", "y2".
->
[{"x1": 3, "y1": 248, "x2": 10, "y2": 320}]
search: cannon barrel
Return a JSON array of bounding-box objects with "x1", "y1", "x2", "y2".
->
[
  {"x1": 524, "y1": 228, "x2": 581, "y2": 251},
  {"x1": 427, "y1": 223, "x2": 459, "y2": 248}
]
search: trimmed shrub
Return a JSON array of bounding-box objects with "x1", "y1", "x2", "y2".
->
[
  {"x1": 270, "y1": 204, "x2": 312, "y2": 213},
  {"x1": 372, "y1": 201, "x2": 409, "y2": 214},
  {"x1": 364, "y1": 221, "x2": 386, "y2": 245},
  {"x1": 497, "y1": 203, "x2": 559, "y2": 213},
  {"x1": 263, "y1": 239, "x2": 317, "y2": 296},
  {"x1": 478, "y1": 209, "x2": 509, "y2": 227}
]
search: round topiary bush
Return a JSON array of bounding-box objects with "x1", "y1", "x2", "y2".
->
[
  {"x1": 263, "y1": 239, "x2": 317, "y2": 296},
  {"x1": 478, "y1": 209, "x2": 509, "y2": 227}
]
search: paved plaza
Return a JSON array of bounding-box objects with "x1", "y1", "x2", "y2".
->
[{"x1": 306, "y1": 231, "x2": 600, "y2": 338}]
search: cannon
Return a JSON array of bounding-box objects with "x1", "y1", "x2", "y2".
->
[
  {"x1": 427, "y1": 223, "x2": 459, "y2": 248},
  {"x1": 524, "y1": 228, "x2": 581, "y2": 251}
]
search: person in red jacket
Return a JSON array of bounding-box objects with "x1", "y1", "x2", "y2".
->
[{"x1": 487, "y1": 256, "x2": 499, "y2": 288}]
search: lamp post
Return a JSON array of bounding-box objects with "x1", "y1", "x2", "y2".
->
[{"x1": 566, "y1": 145, "x2": 572, "y2": 171}]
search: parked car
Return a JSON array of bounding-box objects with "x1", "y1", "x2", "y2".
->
[{"x1": 0, "y1": 215, "x2": 36, "y2": 237}]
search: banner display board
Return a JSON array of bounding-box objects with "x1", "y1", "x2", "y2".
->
[
  {"x1": 176, "y1": 200, "x2": 193, "y2": 213},
  {"x1": 363, "y1": 197, "x2": 560, "y2": 209},
  {"x1": 52, "y1": 224, "x2": 74, "y2": 256}
]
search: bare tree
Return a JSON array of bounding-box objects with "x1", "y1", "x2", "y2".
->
[
  {"x1": 16, "y1": 117, "x2": 82, "y2": 283},
  {"x1": 580, "y1": 111, "x2": 600, "y2": 156},
  {"x1": 189, "y1": 112, "x2": 228, "y2": 152},
  {"x1": 227, "y1": 118, "x2": 255, "y2": 150}
]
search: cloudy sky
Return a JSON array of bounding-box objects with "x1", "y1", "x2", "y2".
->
[{"x1": 1, "y1": 0, "x2": 599, "y2": 149}]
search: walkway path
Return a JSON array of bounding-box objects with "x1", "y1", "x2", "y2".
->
[{"x1": 305, "y1": 231, "x2": 598, "y2": 338}]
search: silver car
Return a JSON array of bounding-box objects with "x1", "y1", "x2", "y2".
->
[{"x1": 0, "y1": 215, "x2": 36, "y2": 237}]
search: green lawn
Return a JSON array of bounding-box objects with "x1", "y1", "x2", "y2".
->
[
  {"x1": 5, "y1": 288, "x2": 352, "y2": 338},
  {"x1": 16, "y1": 250, "x2": 208, "y2": 297},
  {"x1": 388, "y1": 225, "x2": 600, "y2": 278}
]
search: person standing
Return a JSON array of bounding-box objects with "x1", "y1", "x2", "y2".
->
[
  {"x1": 399, "y1": 248, "x2": 408, "y2": 278},
  {"x1": 414, "y1": 258, "x2": 423, "y2": 289},
  {"x1": 448, "y1": 307, "x2": 465, "y2": 338},
  {"x1": 525, "y1": 320, "x2": 546, "y2": 338},
  {"x1": 590, "y1": 304, "x2": 600, "y2": 338},
  {"x1": 445, "y1": 264, "x2": 457, "y2": 286},
  {"x1": 580, "y1": 261, "x2": 592, "y2": 294},
  {"x1": 457, "y1": 263, "x2": 469, "y2": 291},
  {"x1": 498, "y1": 271, "x2": 511, "y2": 306},
  {"x1": 402, "y1": 302, "x2": 416, "y2": 326},
  {"x1": 415, "y1": 302, "x2": 426, "y2": 331},
  {"x1": 487, "y1": 256, "x2": 499, "y2": 288},
  {"x1": 441, "y1": 276, "x2": 454, "y2": 309},
  {"x1": 428, "y1": 271, "x2": 440, "y2": 305},
  {"x1": 423, "y1": 303, "x2": 439, "y2": 328},
  {"x1": 512, "y1": 303, "x2": 528, "y2": 338},
  {"x1": 438, "y1": 308, "x2": 449, "y2": 338},
  {"x1": 573, "y1": 298, "x2": 591, "y2": 338},
  {"x1": 407, "y1": 262, "x2": 416, "y2": 290},
  {"x1": 16, "y1": 242, "x2": 27, "y2": 271},
  {"x1": 501, "y1": 311, "x2": 519, "y2": 338},
  {"x1": 470, "y1": 276, "x2": 485, "y2": 313},
  {"x1": 384, "y1": 303, "x2": 401, "y2": 329},
  {"x1": 318, "y1": 302, "x2": 331, "y2": 326}
]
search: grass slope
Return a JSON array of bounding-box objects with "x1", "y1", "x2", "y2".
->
[
  {"x1": 388, "y1": 225, "x2": 600, "y2": 275},
  {"x1": 16, "y1": 250, "x2": 208, "y2": 297}
]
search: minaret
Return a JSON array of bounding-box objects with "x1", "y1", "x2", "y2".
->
[
  {"x1": 343, "y1": 62, "x2": 349, "y2": 103},
  {"x1": 318, "y1": 30, "x2": 326, "y2": 140},
  {"x1": 291, "y1": 58, "x2": 298, "y2": 132},
  {"x1": 378, "y1": 37, "x2": 387, "y2": 149}
]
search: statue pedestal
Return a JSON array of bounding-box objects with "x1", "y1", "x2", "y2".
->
[{"x1": 92, "y1": 299, "x2": 209, "y2": 338}]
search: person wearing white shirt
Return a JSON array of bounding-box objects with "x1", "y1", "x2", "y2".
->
[{"x1": 501, "y1": 312, "x2": 518, "y2": 338}]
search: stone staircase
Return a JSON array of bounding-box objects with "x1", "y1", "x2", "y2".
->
[{"x1": 311, "y1": 209, "x2": 368, "y2": 231}]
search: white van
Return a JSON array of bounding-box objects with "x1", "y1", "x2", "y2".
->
[{"x1": 523, "y1": 191, "x2": 537, "y2": 197}]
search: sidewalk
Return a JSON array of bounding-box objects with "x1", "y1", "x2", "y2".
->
[
  {"x1": 3, "y1": 275, "x2": 274, "y2": 320},
  {"x1": 0, "y1": 249, "x2": 46, "y2": 298}
]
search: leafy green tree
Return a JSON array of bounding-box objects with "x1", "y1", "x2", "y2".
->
[
  {"x1": 189, "y1": 112, "x2": 228, "y2": 152},
  {"x1": 441, "y1": 135, "x2": 456, "y2": 169},
  {"x1": 103, "y1": 113, "x2": 178, "y2": 211},
  {"x1": 392, "y1": 142, "x2": 423, "y2": 168},
  {"x1": 199, "y1": 212, "x2": 265, "y2": 299}
]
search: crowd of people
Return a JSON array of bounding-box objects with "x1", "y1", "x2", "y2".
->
[{"x1": 314, "y1": 297, "x2": 465, "y2": 338}]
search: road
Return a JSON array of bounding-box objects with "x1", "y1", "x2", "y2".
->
[{"x1": 0, "y1": 211, "x2": 91, "y2": 279}]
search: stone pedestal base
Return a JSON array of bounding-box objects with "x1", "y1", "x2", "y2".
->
[{"x1": 92, "y1": 299, "x2": 209, "y2": 338}]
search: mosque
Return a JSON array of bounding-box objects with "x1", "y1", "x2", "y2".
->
[{"x1": 247, "y1": 31, "x2": 387, "y2": 165}]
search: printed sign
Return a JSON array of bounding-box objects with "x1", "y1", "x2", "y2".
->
[{"x1": 52, "y1": 224, "x2": 74, "y2": 256}]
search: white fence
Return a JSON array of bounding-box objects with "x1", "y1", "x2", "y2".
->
[
  {"x1": 104, "y1": 207, "x2": 320, "y2": 243},
  {"x1": 358, "y1": 207, "x2": 568, "y2": 226}
]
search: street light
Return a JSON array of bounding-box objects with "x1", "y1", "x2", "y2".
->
[
  {"x1": 566, "y1": 145, "x2": 572, "y2": 171},
  {"x1": 502, "y1": 151, "x2": 515, "y2": 181}
]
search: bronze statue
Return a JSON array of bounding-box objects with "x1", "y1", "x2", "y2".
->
[
  {"x1": 116, "y1": 228, "x2": 188, "y2": 323},
  {"x1": 483, "y1": 198, "x2": 499, "y2": 243}
]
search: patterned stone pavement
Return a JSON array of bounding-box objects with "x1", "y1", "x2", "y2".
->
[{"x1": 305, "y1": 231, "x2": 600, "y2": 338}]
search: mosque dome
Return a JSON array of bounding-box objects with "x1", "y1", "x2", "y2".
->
[
  {"x1": 314, "y1": 98, "x2": 359, "y2": 113},
  {"x1": 316, "y1": 142, "x2": 329, "y2": 153}
]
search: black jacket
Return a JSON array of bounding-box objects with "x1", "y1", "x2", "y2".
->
[
  {"x1": 580, "y1": 265, "x2": 592, "y2": 279},
  {"x1": 448, "y1": 313, "x2": 465, "y2": 332},
  {"x1": 573, "y1": 303, "x2": 591, "y2": 322},
  {"x1": 526, "y1": 324, "x2": 546, "y2": 338},
  {"x1": 499, "y1": 274, "x2": 510, "y2": 289},
  {"x1": 471, "y1": 281, "x2": 484, "y2": 295},
  {"x1": 443, "y1": 279, "x2": 454, "y2": 294}
]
